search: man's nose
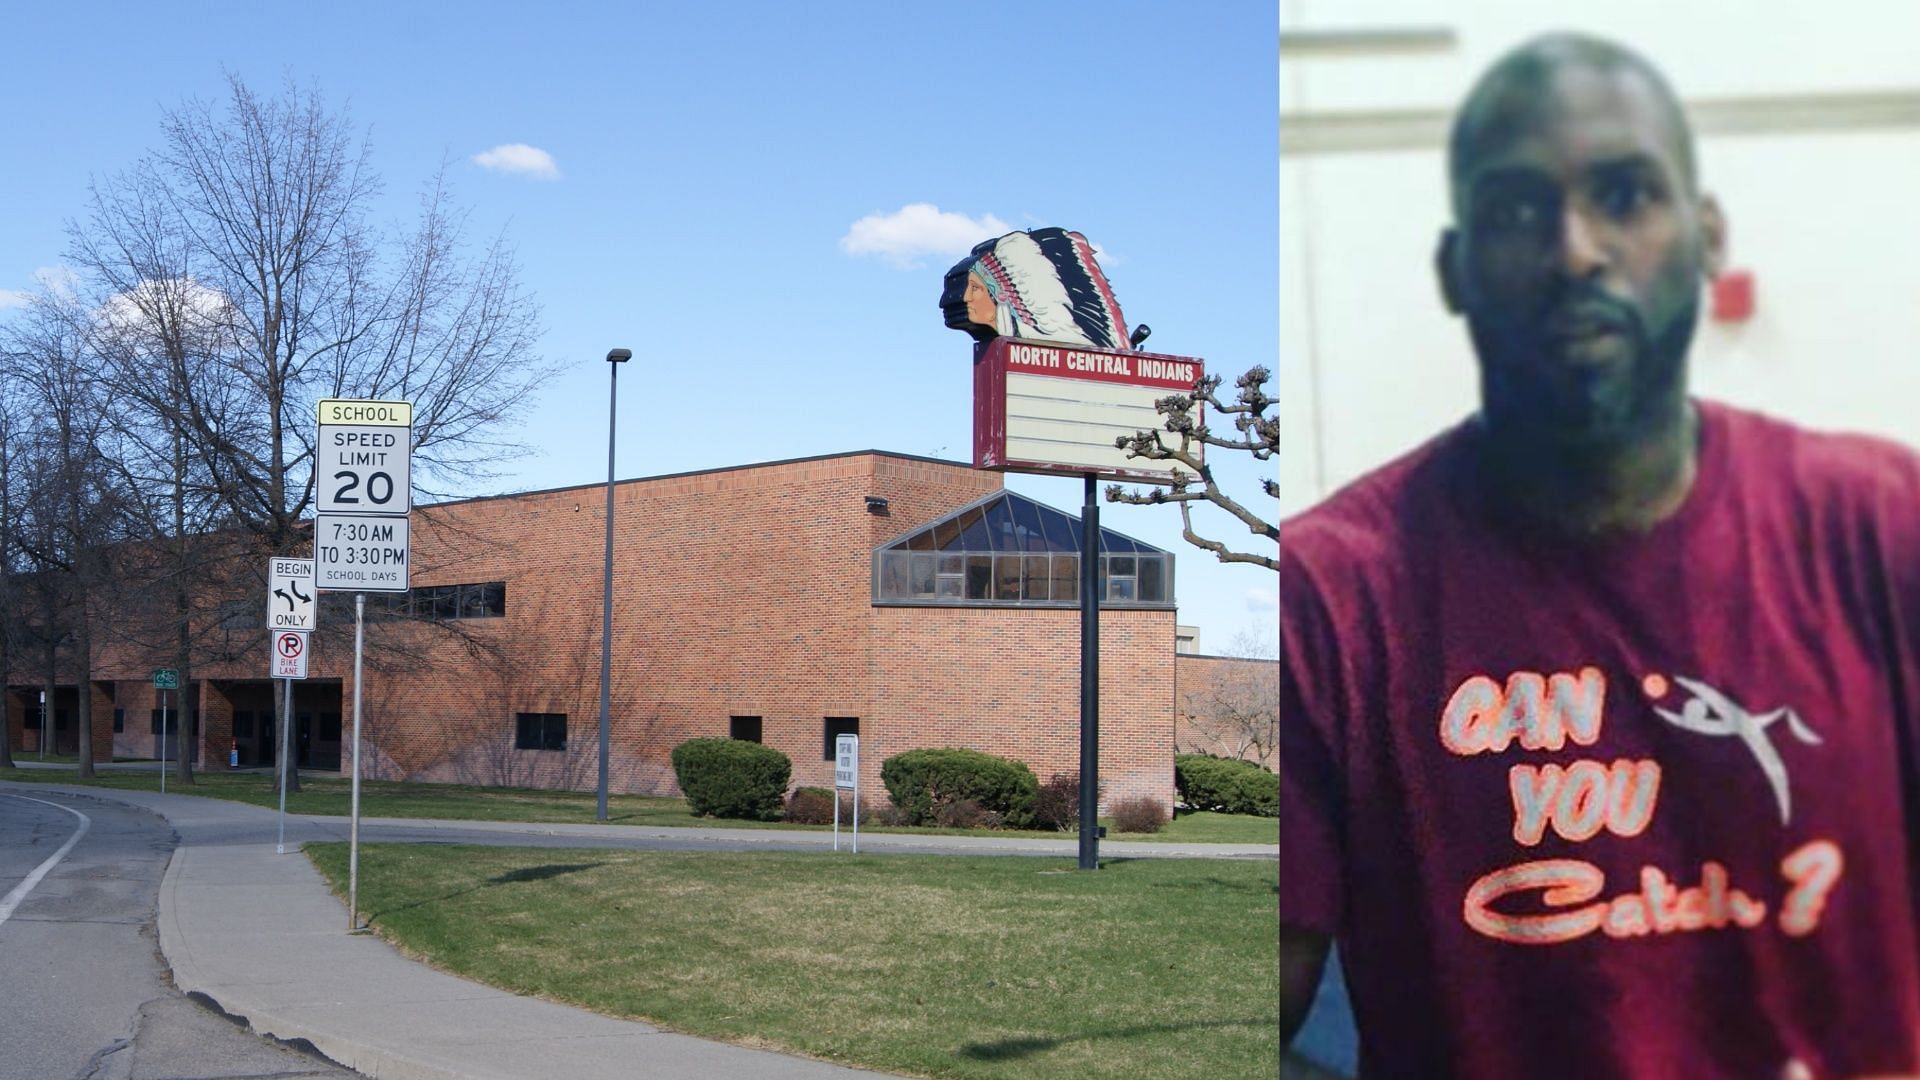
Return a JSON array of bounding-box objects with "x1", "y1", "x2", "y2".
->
[{"x1": 1558, "y1": 207, "x2": 1609, "y2": 279}]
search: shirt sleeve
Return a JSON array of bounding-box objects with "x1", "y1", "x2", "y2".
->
[{"x1": 1279, "y1": 542, "x2": 1347, "y2": 935}]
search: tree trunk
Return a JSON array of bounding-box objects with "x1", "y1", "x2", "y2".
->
[
  {"x1": 74, "y1": 603, "x2": 94, "y2": 779},
  {"x1": 171, "y1": 429, "x2": 194, "y2": 785}
]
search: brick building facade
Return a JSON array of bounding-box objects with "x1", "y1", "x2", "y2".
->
[{"x1": 8, "y1": 451, "x2": 1199, "y2": 811}]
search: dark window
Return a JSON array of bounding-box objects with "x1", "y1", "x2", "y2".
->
[
  {"x1": 234, "y1": 712, "x2": 255, "y2": 739},
  {"x1": 823, "y1": 717, "x2": 859, "y2": 761},
  {"x1": 320, "y1": 713, "x2": 342, "y2": 742},
  {"x1": 515, "y1": 712, "x2": 567, "y2": 751},
  {"x1": 871, "y1": 491, "x2": 1172, "y2": 609},
  {"x1": 113, "y1": 708, "x2": 124, "y2": 733},
  {"x1": 150, "y1": 708, "x2": 197, "y2": 734},
  {"x1": 460, "y1": 582, "x2": 506, "y2": 618},
  {"x1": 730, "y1": 715, "x2": 763, "y2": 742},
  {"x1": 22, "y1": 707, "x2": 39, "y2": 731}
]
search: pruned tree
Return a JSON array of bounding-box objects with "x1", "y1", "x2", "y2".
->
[{"x1": 1108, "y1": 366, "x2": 1277, "y2": 572}]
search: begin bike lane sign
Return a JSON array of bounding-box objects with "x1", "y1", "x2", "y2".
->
[{"x1": 316, "y1": 399, "x2": 412, "y2": 593}]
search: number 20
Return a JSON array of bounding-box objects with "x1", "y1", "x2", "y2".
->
[{"x1": 333, "y1": 470, "x2": 395, "y2": 505}]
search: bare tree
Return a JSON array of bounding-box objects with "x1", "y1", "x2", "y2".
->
[
  {"x1": 1178, "y1": 630, "x2": 1279, "y2": 768},
  {"x1": 1108, "y1": 366, "x2": 1277, "y2": 571},
  {"x1": 60, "y1": 74, "x2": 553, "y2": 791},
  {"x1": 2, "y1": 292, "x2": 131, "y2": 778}
]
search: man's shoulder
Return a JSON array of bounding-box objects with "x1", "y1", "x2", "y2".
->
[{"x1": 1712, "y1": 400, "x2": 1920, "y2": 502}]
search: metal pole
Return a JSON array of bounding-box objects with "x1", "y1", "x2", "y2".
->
[
  {"x1": 1078, "y1": 474, "x2": 1101, "y2": 870},
  {"x1": 276, "y1": 677, "x2": 290, "y2": 854},
  {"x1": 349, "y1": 592, "x2": 365, "y2": 931},
  {"x1": 598, "y1": 359, "x2": 619, "y2": 822},
  {"x1": 852, "y1": 757, "x2": 859, "y2": 855},
  {"x1": 160, "y1": 689, "x2": 168, "y2": 794}
]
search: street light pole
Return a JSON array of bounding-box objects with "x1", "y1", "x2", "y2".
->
[{"x1": 598, "y1": 347, "x2": 632, "y2": 822}]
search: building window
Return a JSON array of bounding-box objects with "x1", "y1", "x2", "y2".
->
[
  {"x1": 872, "y1": 491, "x2": 1173, "y2": 609},
  {"x1": 150, "y1": 709, "x2": 198, "y2": 734},
  {"x1": 113, "y1": 708, "x2": 124, "y2": 733},
  {"x1": 234, "y1": 712, "x2": 255, "y2": 739},
  {"x1": 730, "y1": 716, "x2": 763, "y2": 743},
  {"x1": 23, "y1": 707, "x2": 41, "y2": 731},
  {"x1": 515, "y1": 712, "x2": 567, "y2": 751},
  {"x1": 823, "y1": 717, "x2": 859, "y2": 761}
]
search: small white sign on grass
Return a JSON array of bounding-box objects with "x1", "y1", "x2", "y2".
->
[{"x1": 834, "y1": 735, "x2": 859, "y2": 854}]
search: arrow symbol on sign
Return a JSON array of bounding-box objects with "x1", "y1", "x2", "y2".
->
[
  {"x1": 274, "y1": 588, "x2": 296, "y2": 611},
  {"x1": 289, "y1": 580, "x2": 311, "y2": 605}
]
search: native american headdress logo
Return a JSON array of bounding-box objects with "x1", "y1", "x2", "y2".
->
[{"x1": 941, "y1": 227, "x2": 1131, "y2": 350}]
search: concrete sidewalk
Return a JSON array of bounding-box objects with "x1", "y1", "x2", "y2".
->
[
  {"x1": 4, "y1": 780, "x2": 1273, "y2": 1078},
  {"x1": 7, "y1": 784, "x2": 890, "y2": 1079}
]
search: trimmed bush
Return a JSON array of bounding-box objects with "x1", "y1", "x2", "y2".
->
[
  {"x1": 1032, "y1": 772, "x2": 1080, "y2": 832},
  {"x1": 785, "y1": 786, "x2": 868, "y2": 825},
  {"x1": 671, "y1": 738, "x2": 792, "y2": 820},
  {"x1": 785, "y1": 786, "x2": 837, "y2": 824},
  {"x1": 881, "y1": 748, "x2": 1039, "y2": 828},
  {"x1": 1110, "y1": 795, "x2": 1168, "y2": 834},
  {"x1": 1175, "y1": 754, "x2": 1279, "y2": 817}
]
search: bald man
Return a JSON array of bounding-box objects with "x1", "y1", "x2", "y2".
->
[{"x1": 1279, "y1": 33, "x2": 1920, "y2": 1078}]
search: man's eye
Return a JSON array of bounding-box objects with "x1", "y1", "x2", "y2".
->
[
  {"x1": 1482, "y1": 198, "x2": 1546, "y2": 233},
  {"x1": 1596, "y1": 179, "x2": 1652, "y2": 218}
]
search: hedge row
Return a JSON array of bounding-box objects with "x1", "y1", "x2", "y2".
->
[{"x1": 1174, "y1": 753, "x2": 1278, "y2": 816}]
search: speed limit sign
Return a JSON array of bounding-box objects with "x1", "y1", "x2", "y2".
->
[{"x1": 317, "y1": 399, "x2": 412, "y2": 516}]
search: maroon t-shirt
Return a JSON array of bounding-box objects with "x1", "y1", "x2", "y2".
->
[{"x1": 1281, "y1": 401, "x2": 1920, "y2": 1078}]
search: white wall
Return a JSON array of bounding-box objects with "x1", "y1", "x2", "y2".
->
[{"x1": 1281, "y1": 1, "x2": 1920, "y2": 517}]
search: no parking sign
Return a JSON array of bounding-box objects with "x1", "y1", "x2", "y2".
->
[{"x1": 272, "y1": 631, "x2": 309, "y2": 679}]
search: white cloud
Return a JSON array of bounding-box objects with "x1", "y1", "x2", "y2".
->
[
  {"x1": 471, "y1": 143, "x2": 560, "y2": 180},
  {"x1": 839, "y1": 203, "x2": 1011, "y2": 268},
  {"x1": 1246, "y1": 587, "x2": 1277, "y2": 615},
  {"x1": 0, "y1": 265, "x2": 79, "y2": 310}
]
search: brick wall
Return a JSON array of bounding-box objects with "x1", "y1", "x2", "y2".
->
[
  {"x1": 1173, "y1": 653, "x2": 1279, "y2": 771},
  {"x1": 8, "y1": 451, "x2": 1187, "y2": 813}
]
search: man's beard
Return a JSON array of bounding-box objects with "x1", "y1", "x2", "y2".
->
[{"x1": 1470, "y1": 287, "x2": 1698, "y2": 452}]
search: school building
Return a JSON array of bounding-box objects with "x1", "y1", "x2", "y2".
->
[{"x1": 5, "y1": 450, "x2": 1263, "y2": 812}]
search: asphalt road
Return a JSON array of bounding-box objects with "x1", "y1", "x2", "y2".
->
[{"x1": 0, "y1": 790, "x2": 356, "y2": 1079}]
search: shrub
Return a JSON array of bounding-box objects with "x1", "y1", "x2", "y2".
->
[
  {"x1": 671, "y1": 738, "x2": 792, "y2": 820},
  {"x1": 880, "y1": 748, "x2": 1039, "y2": 828},
  {"x1": 786, "y1": 786, "x2": 869, "y2": 825},
  {"x1": 1110, "y1": 795, "x2": 1168, "y2": 834},
  {"x1": 1174, "y1": 754, "x2": 1279, "y2": 817},
  {"x1": 1032, "y1": 772, "x2": 1080, "y2": 832},
  {"x1": 785, "y1": 786, "x2": 837, "y2": 824},
  {"x1": 871, "y1": 803, "x2": 913, "y2": 827},
  {"x1": 935, "y1": 798, "x2": 989, "y2": 829}
]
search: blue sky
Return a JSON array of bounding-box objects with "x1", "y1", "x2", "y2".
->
[{"x1": 1, "y1": 0, "x2": 1278, "y2": 651}]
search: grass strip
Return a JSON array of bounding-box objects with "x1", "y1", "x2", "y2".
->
[
  {"x1": 0, "y1": 767, "x2": 1277, "y2": 845},
  {"x1": 307, "y1": 843, "x2": 1279, "y2": 1079}
]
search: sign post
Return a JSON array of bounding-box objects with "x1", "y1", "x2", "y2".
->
[
  {"x1": 834, "y1": 734, "x2": 859, "y2": 854},
  {"x1": 265, "y1": 559, "x2": 314, "y2": 854},
  {"x1": 316, "y1": 399, "x2": 411, "y2": 932},
  {"x1": 151, "y1": 669, "x2": 178, "y2": 793}
]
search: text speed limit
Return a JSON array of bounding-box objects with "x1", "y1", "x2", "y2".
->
[
  {"x1": 315, "y1": 513, "x2": 410, "y2": 592},
  {"x1": 317, "y1": 424, "x2": 412, "y2": 515}
]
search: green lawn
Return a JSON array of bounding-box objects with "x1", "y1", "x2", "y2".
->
[
  {"x1": 308, "y1": 843, "x2": 1279, "y2": 1079},
  {"x1": 0, "y1": 767, "x2": 1278, "y2": 845}
]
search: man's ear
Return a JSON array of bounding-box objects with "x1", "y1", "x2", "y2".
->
[
  {"x1": 1436, "y1": 229, "x2": 1465, "y2": 314},
  {"x1": 1699, "y1": 194, "x2": 1727, "y2": 279}
]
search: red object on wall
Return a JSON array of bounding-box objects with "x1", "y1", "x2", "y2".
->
[{"x1": 1712, "y1": 269, "x2": 1755, "y2": 323}]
